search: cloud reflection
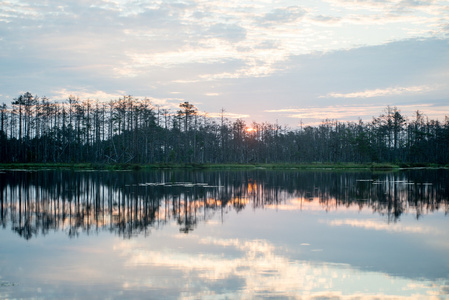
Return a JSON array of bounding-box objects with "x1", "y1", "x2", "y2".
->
[
  {"x1": 114, "y1": 235, "x2": 447, "y2": 299},
  {"x1": 326, "y1": 218, "x2": 440, "y2": 235}
]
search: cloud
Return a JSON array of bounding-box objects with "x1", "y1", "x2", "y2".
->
[
  {"x1": 325, "y1": 0, "x2": 437, "y2": 11},
  {"x1": 308, "y1": 15, "x2": 342, "y2": 25},
  {"x1": 323, "y1": 0, "x2": 448, "y2": 30},
  {"x1": 264, "y1": 102, "x2": 449, "y2": 126},
  {"x1": 394, "y1": 0, "x2": 440, "y2": 13},
  {"x1": 321, "y1": 85, "x2": 438, "y2": 98},
  {"x1": 1, "y1": 1, "x2": 448, "y2": 127},
  {"x1": 259, "y1": 6, "x2": 307, "y2": 26},
  {"x1": 205, "y1": 23, "x2": 247, "y2": 42},
  {"x1": 47, "y1": 88, "x2": 186, "y2": 110},
  {"x1": 326, "y1": 0, "x2": 398, "y2": 8},
  {"x1": 207, "y1": 112, "x2": 250, "y2": 119},
  {"x1": 50, "y1": 89, "x2": 126, "y2": 101}
]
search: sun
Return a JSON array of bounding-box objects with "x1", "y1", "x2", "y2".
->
[{"x1": 245, "y1": 127, "x2": 256, "y2": 133}]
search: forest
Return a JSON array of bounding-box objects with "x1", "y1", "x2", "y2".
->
[{"x1": 0, "y1": 92, "x2": 448, "y2": 165}]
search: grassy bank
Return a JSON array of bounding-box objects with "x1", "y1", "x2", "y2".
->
[
  {"x1": 1, "y1": 162, "x2": 445, "y2": 171},
  {"x1": 0, "y1": 163, "x2": 94, "y2": 170}
]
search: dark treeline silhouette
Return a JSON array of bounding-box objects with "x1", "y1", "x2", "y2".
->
[
  {"x1": 1, "y1": 92, "x2": 449, "y2": 164},
  {"x1": 1, "y1": 169, "x2": 447, "y2": 240}
]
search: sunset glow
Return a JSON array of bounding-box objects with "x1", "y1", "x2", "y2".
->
[{"x1": 0, "y1": 1, "x2": 447, "y2": 126}]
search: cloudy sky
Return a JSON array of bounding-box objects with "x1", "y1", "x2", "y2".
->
[{"x1": 1, "y1": 0, "x2": 448, "y2": 126}]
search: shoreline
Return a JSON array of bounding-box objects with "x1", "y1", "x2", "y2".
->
[{"x1": 0, "y1": 162, "x2": 447, "y2": 171}]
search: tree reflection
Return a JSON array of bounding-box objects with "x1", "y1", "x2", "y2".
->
[{"x1": 0, "y1": 170, "x2": 448, "y2": 240}]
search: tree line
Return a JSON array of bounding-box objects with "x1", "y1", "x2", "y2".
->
[{"x1": 1, "y1": 92, "x2": 448, "y2": 164}]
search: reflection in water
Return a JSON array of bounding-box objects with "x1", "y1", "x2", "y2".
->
[
  {"x1": 0, "y1": 169, "x2": 448, "y2": 240},
  {"x1": 1, "y1": 169, "x2": 449, "y2": 299},
  {"x1": 115, "y1": 235, "x2": 449, "y2": 299}
]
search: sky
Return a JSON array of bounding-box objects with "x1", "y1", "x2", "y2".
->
[{"x1": 1, "y1": 0, "x2": 449, "y2": 127}]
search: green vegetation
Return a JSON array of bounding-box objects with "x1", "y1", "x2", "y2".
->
[
  {"x1": 2, "y1": 162, "x2": 446, "y2": 171},
  {"x1": 1, "y1": 93, "x2": 448, "y2": 166},
  {"x1": 0, "y1": 163, "x2": 93, "y2": 170}
]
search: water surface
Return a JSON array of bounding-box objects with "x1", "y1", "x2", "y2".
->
[{"x1": 0, "y1": 169, "x2": 448, "y2": 299}]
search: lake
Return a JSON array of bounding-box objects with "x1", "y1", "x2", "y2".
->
[{"x1": 0, "y1": 169, "x2": 448, "y2": 299}]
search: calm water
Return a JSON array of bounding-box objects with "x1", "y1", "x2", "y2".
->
[{"x1": 0, "y1": 169, "x2": 448, "y2": 299}]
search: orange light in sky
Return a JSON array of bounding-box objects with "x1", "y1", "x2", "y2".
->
[{"x1": 246, "y1": 127, "x2": 256, "y2": 133}]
